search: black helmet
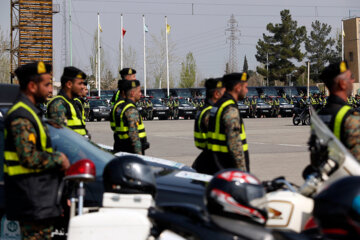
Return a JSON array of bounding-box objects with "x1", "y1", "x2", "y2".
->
[
  {"x1": 205, "y1": 169, "x2": 268, "y2": 225},
  {"x1": 103, "y1": 155, "x2": 156, "y2": 197},
  {"x1": 313, "y1": 176, "x2": 360, "y2": 239}
]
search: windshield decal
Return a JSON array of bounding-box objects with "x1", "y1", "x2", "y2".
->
[{"x1": 175, "y1": 171, "x2": 213, "y2": 182}]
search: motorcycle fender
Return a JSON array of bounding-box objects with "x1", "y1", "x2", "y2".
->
[{"x1": 265, "y1": 191, "x2": 313, "y2": 233}]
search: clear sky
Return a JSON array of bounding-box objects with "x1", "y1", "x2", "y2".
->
[{"x1": 1, "y1": 0, "x2": 360, "y2": 86}]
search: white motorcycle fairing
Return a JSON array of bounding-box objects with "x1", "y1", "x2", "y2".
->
[{"x1": 67, "y1": 193, "x2": 153, "y2": 240}]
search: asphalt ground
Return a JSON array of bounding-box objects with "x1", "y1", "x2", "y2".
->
[{"x1": 87, "y1": 117, "x2": 310, "y2": 185}]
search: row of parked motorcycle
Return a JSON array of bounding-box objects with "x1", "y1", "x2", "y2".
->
[{"x1": 49, "y1": 108, "x2": 360, "y2": 240}]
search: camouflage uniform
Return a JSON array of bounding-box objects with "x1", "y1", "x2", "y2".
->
[
  {"x1": 207, "y1": 92, "x2": 249, "y2": 174},
  {"x1": 113, "y1": 99, "x2": 148, "y2": 155},
  {"x1": 222, "y1": 105, "x2": 247, "y2": 170},
  {"x1": 5, "y1": 94, "x2": 64, "y2": 240},
  {"x1": 47, "y1": 90, "x2": 88, "y2": 136},
  {"x1": 343, "y1": 111, "x2": 360, "y2": 162},
  {"x1": 47, "y1": 90, "x2": 79, "y2": 125},
  {"x1": 318, "y1": 95, "x2": 360, "y2": 163}
]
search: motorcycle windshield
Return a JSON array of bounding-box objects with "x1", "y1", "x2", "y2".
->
[{"x1": 47, "y1": 122, "x2": 114, "y2": 177}]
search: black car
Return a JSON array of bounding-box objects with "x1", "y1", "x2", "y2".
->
[
  {"x1": 278, "y1": 97, "x2": 294, "y2": 117},
  {"x1": 254, "y1": 99, "x2": 272, "y2": 118},
  {"x1": 151, "y1": 98, "x2": 170, "y2": 120},
  {"x1": 237, "y1": 100, "x2": 250, "y2": 118},
  {"x1": 178, "y1": 98, "x2": 197, "y2": 119},
  {"x1": 88, "y1": 99, "x2": 111, "y2": 121}
]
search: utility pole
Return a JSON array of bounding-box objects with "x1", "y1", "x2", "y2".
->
[
  {"x1": 225, "y1": 14, "x2": 240, "y2": 73},
  {"x1": 266, "y1": 52, "x2": 269, "y2": 86}
]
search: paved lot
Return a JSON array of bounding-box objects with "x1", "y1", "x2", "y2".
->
[{"x1": 87, "y1": 117, "x2": 311, "y2": 185}]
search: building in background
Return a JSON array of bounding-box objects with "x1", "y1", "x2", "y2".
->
[
  {"x1": 10, "y1": 0, "x2": 59, "y2": 83},
  {"x1": 343, "y1": 17, "x2": 360, "y2": 83}
]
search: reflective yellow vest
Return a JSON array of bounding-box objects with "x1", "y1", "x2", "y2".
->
[
  {"x1": 4, "y1": 101, "x2": 53, "y2": 176},
  {"x1": 47, "y1": 95, "x2": 87, "y2": 136},
  {"x1": 115, "y1": 102, "x2": 147, "y2": 141},
  {"x1": 110, "y1": 99, "x2": 125, "y2": 130},
  {"x1": 194, "y1": 105, "x2": 212, "y2": 150},
  {"x1": 207, "y1": 98, "x2": 248, "y2": 157}
]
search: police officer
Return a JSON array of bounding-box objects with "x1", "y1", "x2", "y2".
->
[
  {"x1": 173, "y1": 98, "x2": 180, "y2": 119},
  {"x1": 251, "y1": 96, "x2": 258, "y2": 118},
  {"x1": 274, "y1": 97, "x2": 280, "y2": 117},
  {"x1": 207, "y1": 72, "x2": 250, "y2": 174},
  {"x1": 47, "y1": 66, "x2": 88, "y2": 136},
  {"x1": 167, "y1": 97, "x2": 174, "y2": 120},
  {"x1": 113, "y1": 80, "x2": 150, "y2": 155},
  {"x1": 4, "y1": 62, "x2": 70, "y2": 240},
  {"x1": 110, "y1": 80, "x2": 126, "y2": 131},
  {"x1": 192, "y1": 78, "x2": 225, "y2": 174},
  {"x1": 318, "y1": 61, "x2": 360, "y2": 161},
  {"x1": 110, "y1": 68, "x2": 136, "y2": 106},
  {"x1": 74, "y1": 81, "x2": 88, "y2": 133},
  {"x1": 146, "y1": 98, "x2": 154, "y2": 120}
]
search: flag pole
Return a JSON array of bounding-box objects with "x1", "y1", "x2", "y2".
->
[
  {"x1": 341, "y1": 20, "x2": 344, "y2": 61},
  {"x1": 165, "y1": 16, "x2": 170, "y2": 97},
  {"x1": 143, "y1": 15, "x2": 147, "y2": 96},
  {"x1": 97, "y1": 12, "x2": 101, "y2": 97},
  {"x1": 69, "y1": 0, "x2": 72, "y2": 65},
  {"x1": 120, "y1": 14, "x2": 123, "y2": 70}
]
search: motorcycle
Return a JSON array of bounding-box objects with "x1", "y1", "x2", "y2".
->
[
  {"x1": 60, "y1": 107, "x2": 360, "y2": 239},
  {"x1": 292, "y1": 105, "x2": 310, "y2": 125}
]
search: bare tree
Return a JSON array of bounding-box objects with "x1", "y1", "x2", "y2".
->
[
  {"x1": 118, "y1": 44, "x2": 138, "y2": 75},
  {"x1": 89, "y1": 29, "x2": 115, "y2": 90},
  {"x1": 147, "y1": 30, "x2": 179, "y2": 89},
  {"x1": 0, "y1": 26, "x2": 10, "y2": 84}
]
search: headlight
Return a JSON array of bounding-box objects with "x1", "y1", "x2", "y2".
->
[
  {"x1": 138, "y1": 107, "x2": 142, "y2": 111},
  {"x1": 280, "y1": 105, "x2": 284, "y2": 108},
  {"x1": 291, "y1": 105, "x2": 294, "y2": 107},
  {"x1": 165, "y1": 107, "x2": 169, "y2": 110},
  {"x1": 179, "y1": 107, "x2": 184, "y2": 110},
  {"x1": 93, "y1": 109, "x2": 99, "y2": 112}
]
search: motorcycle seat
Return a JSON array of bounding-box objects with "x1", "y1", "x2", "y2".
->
[{"x1": 154, "y1": 203, "x2": 208, "y2": 223}]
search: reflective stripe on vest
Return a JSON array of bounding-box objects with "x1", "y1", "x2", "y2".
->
[
  {"x1": 110, "y1": 99, "x2": 125, "y2": 130},
  {"x1": 115, "y1": 103, "x2": 146, "y2": 140},
  {"x1": 207, "y1": 99, "x2": 248, "y2": 153},
  {"x1": 74, "y1": 98, "x2": 86, "y2": 124},
  {"x1": 111, "y1": 90, "x2": 121, "y2": 107},
  {"x1": 333, "y1": 105, "x2": 352, "y2": 140},
  {"x1": 4, "y1": 101, "x2": 53, "y2": 176},
  {"x1": 194, "y1": 106, "x2": 212, "y2": 149},
  {"x1": 48, "y1": 96, "x2": 86, "y2": 136}
]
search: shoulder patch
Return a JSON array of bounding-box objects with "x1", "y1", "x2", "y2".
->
[{"x1": 28, "y1": 133, "x2": 36, "y2": 144}]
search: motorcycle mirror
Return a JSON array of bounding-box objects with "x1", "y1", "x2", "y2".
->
[
  {"x1": 64, "y1": 159, "x2": 96, "y2": 182},
  {"x1": 302, "y1": 165, "x2": 319, "y2": 180}
]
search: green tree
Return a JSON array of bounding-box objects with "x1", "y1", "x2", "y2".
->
[
  {"x1": 328, "y1": 31, "x2": 342, "y2": 63},
  {"x1": 305, "y1": 20, "x2": 336, "y2": 82},
  {"x1": 242, "y1": 55, "x2": 248, "y2": 72},
  {"x1": 255, "y1": 9, "x2": 307, "y2": 85},
  {"x1": 179, "y1": 52, "x2": 197, "y2": 88}
]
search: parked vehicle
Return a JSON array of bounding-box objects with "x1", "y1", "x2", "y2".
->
[
  {"x1": 237, "y1": 100, "x2": 251, "y2": 118},
  {"x1": 151, "y1": 98, "x2": 170, "y2": 120},
  {"x1": 88, "y1": 99, "x2": 111, "y2": 121},
  {"x1": 178, "y1": 98, "x2": 197, "y2": 119}
]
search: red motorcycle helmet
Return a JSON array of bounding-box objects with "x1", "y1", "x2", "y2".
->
[{"x1": 205, "y1": 169, "x2": 268, "y2": 225}]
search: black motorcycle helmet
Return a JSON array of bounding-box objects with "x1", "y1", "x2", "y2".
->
[
  {"x1": 205, "y1": 169, "x2": 268, "y2": 225},
  {"x1": 102, "y1": 155, "x2": 156, "y2": 197},
  {"x1": 313, "y1": 176, "x2": 360, "y2": 239}
]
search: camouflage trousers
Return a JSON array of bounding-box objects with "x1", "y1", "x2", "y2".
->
[{"x1": 20, "y1": 220, "x2": 54, "y2": 240}]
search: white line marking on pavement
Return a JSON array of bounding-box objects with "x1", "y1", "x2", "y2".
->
[
  {"x1": 249, "y1": 142, "x2": 306, "y2": 148},
  {"x1": 278, "y1": 144, "x2": 305, "y2": 147}
]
